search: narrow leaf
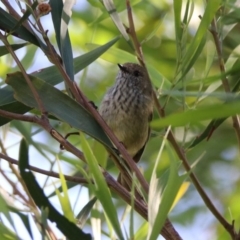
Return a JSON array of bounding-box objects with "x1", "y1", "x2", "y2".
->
[
  {"x1": 148, "y1": 143, "x2": 186, "y2": 240},
  {"x1": 18, "y1": 138, "x2": 92, "y2": 240},
  {"x1": 151, "y1": 101, "x2": 240, "y2": 129},
  {"x1": 0, "y1": 43, "x2": 29, "y2": 57},
  {"x1": 6, "y1": 72, "x2": 112, "y2": 148},
  {"x1": 50, "y1": 0, "x2": 74, "y2": 80},
  {"x1": 55, "y1": 160, "x2": 75, "y2": 223},
  {"x1": 181, "y1": 0, "x2": 221, "y2": 79},
  {"x1": 102, "y1": 0, "x2": 130, "y2": 43},
  {"x1": 80, "y1": 133, "x2": 124, "y2": 240},
  {"x1": 0, "y1": 7, "x2": 46, "y2": 48},
  {"x1": 0, "y1": 222, "x2": 19, "y2": 240},
  {"x1": 9, "y1": 1, "x2": 38, "y2": 34},
  {"x1": 77, "y1": 197, "x2": 97, "y2": 228}
]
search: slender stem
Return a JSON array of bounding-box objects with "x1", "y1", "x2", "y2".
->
[
  {"x1": 0, "y1": 32, "x2": 46, "y2": 116},
  {"x1": 0, "y1": 140, "x2": 35, "y2": 205},
  {"x1": 0, "y1": 109, "x2": 85, "y2": 161},
  {"x1": 210, "y1": 18, "x2": 240, "y2": 150},
  {"x1": 1, "y1": 0, "x2": 35, "y2": 34},
  {"x1": 125, "y1": 1, "x2": 183, "y2": 240},
  {"x1": 167, "y1": 132, "x2": 235, "y2": 234}
]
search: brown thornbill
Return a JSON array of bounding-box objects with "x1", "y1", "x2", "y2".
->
[{"x1": 99, "y1": 63, "x2": 154, "y2": 189}]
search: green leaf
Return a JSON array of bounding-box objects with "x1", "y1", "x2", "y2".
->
[
  {"x1": 49, "y1": 0, "x2": 62, "y2": 49},
  {"x1": 102, "y1": 0, "x2": 130, "y2": 43},
  {"x1": 173, "y1": 0, "x2": 183, "y2": 47},
  {"x1": 55, "y1": 161, "x2": 75, "y2": 223},
  {"x1": 151, "y1": 101, "x2": 240, "y2": 129},
  {"x1": 148, "y1": 142, "x2": 186, "y2": 240},
  {"x1": 141, "y1": 18, "x2": 164, "y2": 44},
  {"x1": 0, "y1": 7, "x2": 45, "y2": 48},
  {"x1": 135, "y1": 222, "x2": 148, "y2": 240},
  {"x1": 47, "y1": 172, "x2": 82, "y2": 198},
  {"x1": 8, "y1": 206, "x2": 33, "y2": 240},
  {"x1": 178, "y1": 35, "x2": 206, "y2": 83},
  {"x1": 179, "y1": 0, "x2": 221, "y2": 80},
  {"x1": 90, "y1": 0, "x2": 140, "y2": 25},
  {"x1": 0, "y1": 43, "x2": 29, "y2": 57},
  {"x1": 221, "y1": 8, "x2": 240, "y2": 25},
  {"x1": 77, "y1": 197, "x2": 97, "y2": 228},
  {"x1": 0, "y1": 222, "x2": 19, "y2": 240},
  {"x1": 188, "y1": 118, "x2": 225, "y2": 148},
  {"x1": 189, "y1": 75, "x2": 240, "y2": 148},
  {"x1": 0, "y1": 36, "x2": 120, "y2": 126},
  {"x1": 6, "y1": 72, "x2": 112, "y2": 148},
  {"x1": 50, "y1": 0, "x2": 74, "y2": 80},
  {"x1": 9, "y1": 1, "x2": 38, "y2": 34},
  {"x1": 18, "y1": 138, "x2": 92, "y2": 240},
  {"x1": 80, "y1": 133, "x2": 124, "y2": 240},
  {"x1": 16, "y1": 122, "x2": 51, "y2": 160},
  {"x1": 0, "y1": 101, "x2": 30, "y2": 126}
]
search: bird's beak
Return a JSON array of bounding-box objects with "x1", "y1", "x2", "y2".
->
[{"x1": 117, "y1": 64, "x2": 128, "y2": 73}]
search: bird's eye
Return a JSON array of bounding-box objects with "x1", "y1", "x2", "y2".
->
[{"x1": 133, "y1": 70, "x2": 140, "y2": 77}]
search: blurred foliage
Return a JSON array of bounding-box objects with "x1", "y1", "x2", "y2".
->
[{"x1": 0, "y1": 0, "x2": 240, "y2": 240}]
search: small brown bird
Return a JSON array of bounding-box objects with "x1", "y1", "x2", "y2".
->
[{"x1": 99, "y1": 63, "x2": 153, "y2": 188}]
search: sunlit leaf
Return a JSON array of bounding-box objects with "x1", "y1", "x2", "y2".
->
[
  {"x1": 80, "y1": 133, "x2": 124, "y2": 240},
  {"x1": 102, "y1": 0, "x2": 130, "y2": 43},
  {"x1": 151, "y1": 101, "x2": 240, "y2": 129}
]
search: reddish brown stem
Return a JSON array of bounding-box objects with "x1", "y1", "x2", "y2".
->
[{"x1": 210, "y1": 18, "x2": 240, "y2": 151}]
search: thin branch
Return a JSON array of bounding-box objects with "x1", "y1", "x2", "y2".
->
[
  {"x1": 0, "y1": 32, "x2": 46, "y2": 116},
  {"x1": 0, "y1": 168, "x2": 29, "y2": 203},
  {"x1": 126, "y1": 0, "x2": 144, "y2": 65},
  {"x1": 210, "y1": 18, "x2": 240, "y2": 150},
  {"x1": 167, "y1": 132, "x2": 235, "y2": 235},
  {"x1": 32, "y1": 15, "x2": 84, "y2": 105},
  {"x1": 0, "y1": 141, "x2": 37, "y2": 208},
  {"x1": 125, "y1": 1, "x2": 182, "y2": 240},
  {"x1": 1, "y1": 0, "x2": 35, "y2": 34},
  {"x1": 0, "y1": 109, "x2": 84, "y2": 161},
  {"x1": 0, "y1": 153, "x2": 86, "y2": 184}
]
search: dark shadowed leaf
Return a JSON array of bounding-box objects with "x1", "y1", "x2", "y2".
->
[
  {"x1": 18, "y1": 139, "x2": 92, "y2": 240},
  {"x1": 0, "y1": 43, "x2": 29, "y2": 57},
  {"x1": 6, "y1": 72, "x2": 112, "y2": 148},
  {"x1": 0, "y1": 7, "x2": 45, "y2": 48},
  {"x1": 77, "y1": 197, "x2": 97, "y2": 228},
  {"x1": 50, "y1": 0, "x2": 74, "y2": 80}
]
